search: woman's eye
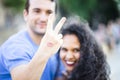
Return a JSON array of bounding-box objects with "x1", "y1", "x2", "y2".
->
[
  {"x1": 73, "y1": 49, "x2": 80, "y2": 53},
  {"x1": 61, "y1": 48, "x2": 67, "y2": 52}
]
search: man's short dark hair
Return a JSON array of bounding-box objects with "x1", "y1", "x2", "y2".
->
[{"x1": 24, "y1": 0, "x2": 57, "y2": 13}]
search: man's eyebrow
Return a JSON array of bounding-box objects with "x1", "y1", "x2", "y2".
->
[
  {"x1": 33, "y1": 8, "x2": 40, "y2": 10},
  {"x1": 32, "y1": 8, "x2": 41, "y2": 11}
]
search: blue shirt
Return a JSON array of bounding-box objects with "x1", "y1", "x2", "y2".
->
[
  {"x1": 41, "y1": 53, "x2": 66, "y2": 80},
  {"x1": 0, "y1": 30, "x2": 38, "y2": 80}
]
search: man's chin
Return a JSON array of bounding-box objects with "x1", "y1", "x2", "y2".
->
[{"x1": 34, "y1": 31, "x2": 45, "y2": 36}]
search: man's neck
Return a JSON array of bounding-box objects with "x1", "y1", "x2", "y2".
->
[{"x1": 28, "y1": 29, "x2": 43, "y2": 45}]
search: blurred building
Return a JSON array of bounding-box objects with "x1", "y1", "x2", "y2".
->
[{"x1": 0, "y1": 1, "x2": 5, "y2": 28}]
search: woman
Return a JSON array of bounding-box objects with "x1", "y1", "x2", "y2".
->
[{"x1": 55, "y1": 18, "x2": 110, "y2": 80}]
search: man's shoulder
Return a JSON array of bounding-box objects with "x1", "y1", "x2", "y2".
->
[
  {"x1": 1, "y1": 30, "x2": 29, "y2": 47},
  {"x1": 0, "y1": 30, "x2": 34, "y2": 54},
  {"x1": 9, "y1": 30, "x2": 28, "y2": 42}
]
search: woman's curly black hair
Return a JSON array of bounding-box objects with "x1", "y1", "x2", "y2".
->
[{"x1": 57, "y1": 17, "x2": 110, "y2": 80}]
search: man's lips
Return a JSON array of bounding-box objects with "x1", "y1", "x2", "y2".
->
[{"x1": 37, "y1": 23, "x2": 47, "y2": 27}]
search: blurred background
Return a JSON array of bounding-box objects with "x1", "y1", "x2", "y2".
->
[{"x1": 0, "y1": 0, "x2": 120, "y2": 80}]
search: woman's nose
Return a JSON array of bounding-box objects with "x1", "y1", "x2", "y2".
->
[{"x1": 66, "y1": 52, "x2": 74, "y2": 60}]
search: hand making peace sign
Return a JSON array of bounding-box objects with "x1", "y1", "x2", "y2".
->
[{"x1": 39, "y1": 14, "x2": 66, "y2": 55}]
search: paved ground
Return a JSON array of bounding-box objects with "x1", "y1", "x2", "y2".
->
[{"x1": 107, "y1": 44, "x2": 120, "y2": 80}]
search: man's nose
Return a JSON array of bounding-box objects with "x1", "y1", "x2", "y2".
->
[{"x1": 39, "y1": 12, "x2": 48, "y2": 21}]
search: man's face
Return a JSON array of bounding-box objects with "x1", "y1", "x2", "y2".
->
[
  {"x1": 24, "y1": 0, "x2": 55, "y2": 35},
  {"x1": 60, "y1": 34, "x2": 80, "y2": 72}
]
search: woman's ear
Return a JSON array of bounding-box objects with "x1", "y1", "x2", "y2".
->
[{"x1": 23, "y1": 9, "x2": 28, "y2": 21}]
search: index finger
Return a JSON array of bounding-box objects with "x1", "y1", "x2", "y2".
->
[
  {"x1": 54, "y1": 17, "x2": 66, "y2": 34},
  {"x1": 46, "y1": 14, "x2": 54, "y2": 32}
]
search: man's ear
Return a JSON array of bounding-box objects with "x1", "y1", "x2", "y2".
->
[{"x1": 23, "y1": 9, "x2": 28, "y2": 21}]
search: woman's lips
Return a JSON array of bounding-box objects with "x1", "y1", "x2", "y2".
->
[{"x1": 65, "y1": 61, "x2": 76, "y2": 66}]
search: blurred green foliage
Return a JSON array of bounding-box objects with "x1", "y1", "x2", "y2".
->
[
  {"x1": 2, "y1": 0, "x2": 120, "y2": 29},
  {"x1": 59, "y1": 0, "x2": 119, "y2": 29},
  {"x1": 59, "y1": 0, "x2": 97, "y2": 20},
  {"x1": 2, "y1": 0, "x2": 26, "y2": 12},
  {"x1": 2, "y1": 0, "x2": 119, "y2": 18}
]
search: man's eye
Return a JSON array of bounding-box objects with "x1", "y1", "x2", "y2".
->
[
  {"x1": 46, "y1": 10, "x2": 53, "y2": 14},
  {"x1": 33, "y1": 9, "x2": 41, "y2": 13},
  {"x1": 34, "y1": 10, "x2": 40, "y2": 13}
]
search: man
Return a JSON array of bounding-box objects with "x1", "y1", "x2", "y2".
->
[{"x1": 0, "y1": 0, "x2": 66, "y2": 80}]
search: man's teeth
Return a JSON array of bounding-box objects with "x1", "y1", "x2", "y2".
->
[{"x1": 66, "y1": 61, "x2": 75, "y2": 65}]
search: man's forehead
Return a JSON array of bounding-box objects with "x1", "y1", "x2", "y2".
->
[
  {"x1": 30, "y1": 0, "x2": 55, "y2": 3},
  {"x1": 28, "y1": 0, "x2": 56, "y2": 13},
  {"x1": 29, "y1": 0, "x2": 55, "y2": 7}
]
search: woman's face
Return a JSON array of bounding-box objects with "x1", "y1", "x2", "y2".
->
[{"x1": 60, "y1": 34, "x2": 80, "y2": 72}]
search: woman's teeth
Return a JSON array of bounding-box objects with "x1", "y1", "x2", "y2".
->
[{"x1": 66, "y1": 61, "x2": 75, "y2": 65}]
